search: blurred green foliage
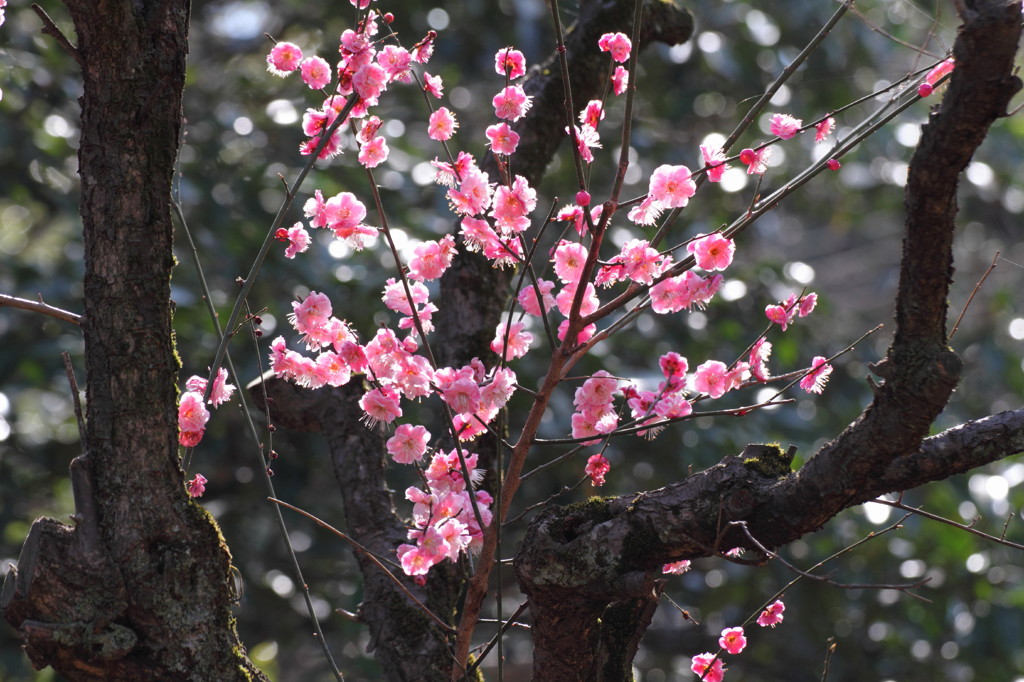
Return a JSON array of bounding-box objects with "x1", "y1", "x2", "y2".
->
[{"x1": 2, "y1": 1, "x2": 1023, "y2": 680}]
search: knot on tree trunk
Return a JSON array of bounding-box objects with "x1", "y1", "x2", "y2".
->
[{"x1": 2, "y1": 516, "x2": 133, "y2": 672}]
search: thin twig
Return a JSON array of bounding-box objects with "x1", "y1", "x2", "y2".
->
[
  {"x1": 172, "y1": 201, "x2": 344, "y2": 680},
  {"x1": 743, "y1": 513, "x2": 913, "y2": 629},
  {"x1": 31, "y1": 4, "x2": 82, "y2": 67},
  {"x1": 949, "y1": 249, "x2": 999, "y2": 340},
  {"x1": 61, "y1": 352, "x2": 87, "y2": 446},
  {"x1": 821, "y1": 637, "x2": 838, "y2": 682},
  {"x1": 729, "y1": 520, "x2": 933, "y2": 601},
  {"x1": 468, "y1": 601, "x2": 530, "y2": 676},
  {"x1": 270, "y1": 497, "x2": 457, "y2": 634},
  {"x1": 874, "y1": 498, "x2": 1024, "y2": 551},
  {"x1": 0, "y1": 293, "x2": 81, "y2": 325}
]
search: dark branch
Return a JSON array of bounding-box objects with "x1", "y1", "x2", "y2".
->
[
  {"x1": 0, "y1": 293, "x2": 81, "y2": 325},
  {"x1": 515, "y1": 3, "x2": 1023, "y2": 677}
]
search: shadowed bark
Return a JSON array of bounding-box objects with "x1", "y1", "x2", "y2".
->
[{"x1": 2, "y1": 1, "x2": 265, "y2": 679}]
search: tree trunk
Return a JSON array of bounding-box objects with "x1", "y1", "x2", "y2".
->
[{"x1": 2, "y1": 1, "x2": 265, "y2": 678}]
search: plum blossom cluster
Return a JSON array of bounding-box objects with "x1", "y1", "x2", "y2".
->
[
  {"x1": 765, "y1": 291, "x2": 817, "y2": 332},
  {"x1": 734, "y1": 110, "x2": 836, "y2": 176},
  {"x1": 690, "y1": 600, "x2": 786, "y2": 681},
  {"x1": 397, "y1": 449, "x2": 494, "y2": 576},
  {"x1": 177, "y1": 368, "x2": 237, "y2": 497},
  {"x1": 262, "y1": 18, "x2": 837, "y2": 575},
  {"x1": 266, "y1": 10, "x2": 438, "y2": 161},
  {"x1": 177, "y1": 367, "x2": 236, "y2": 450},
  {"x1": 267, "y1": 286, "x2": 512, "y2": 572}
]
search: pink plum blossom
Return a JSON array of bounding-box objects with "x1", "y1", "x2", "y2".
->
[
  {"x1": 700, "y1": 145, "x2": 729, "y2": 182},
  {"x1": 409, "y1": 234, "x2": 457, "y2": 280},
  {"x1": 800, "y1": 356, "x2": 833, "y2": 394},
  {"x1": 517, "y1": 279, "x2": 556, "y2": 316},
  {"x1": 649, "y1": 164, "x2": 696, "y2": 209},
  {"x1": 423, "y1": 72, "x2": 444, "y2": 98},
  {"x1": 267, "y1": 42, "x2": 303, "y2": 76},
  {"x1": 185, "y1": 367, "x2": 236, "y2": 407},
  {"x1": 585, "y1": 454, "x2": 611, "y2": 486},
  {"x1": 719, "y1": 627, "x2": 747, "y2": 655},
  {"x1": 580, "y1": 100, "x2": 605, "y2": 129},
  {"x1": 359, "y1": 385, "x2": 402, "y2": 425},
  {"x1": 187, "y1": 473, "x2": 208, "y2": 498},
  {"x1": 694, "y1": 360, "x2": 730, "y2": 399},
  {"x1": 299, "y1": 56, "x2": 331, "y2": 89},
  {"x1": 353, "y1": 62, "x2": 388, "y2": 100},
  {"x1": 275, "y1": 222, "x2": 311, "y2": 259},
  {"x1": 428, "y1": 107, "x2": 459, "y2": 141},
  {"x1": 490, "y1": 320, "x2": 534, "y2": 361},
  {"x1": 568, "y1": 124, "x2": 602, "y2": 164},
  {"x1": 748, "y1": 337, "x2": 772, "y2": 381},
  {"x1": 492, "y1": 85, "x2": 533, "y2": 121},
  {"x1": 739, "y1": 146, "x2": 772, "y2": 175},
  {"x1": 557, "y1": 320, "x2": 596, "y2": 344},
  {"x1": 410, "y1": 30, "x2": 437, "y2": 64},
  {"x1": 757, "y1": 599, "x2": 786, "y2": 627},
  {"x1": 378, "y1": 44, "x2": 412, "y2": 82},
  {"x1": 769, "y1": 112, "x2": 802, "y2": 139},
  {"x1": 448, "y1": 167, "x2": 493, "y2": 216},
  {"x1": 443, "y1": 375, "x2": 482, "y2": 417},
  {"x1": 358, "y1": 136, "x2": 389, "y2": 168},
  {"x1": 815, "y1": 117, "x2": 836, "y2": 143},
  {"x1": 687, "y1": 233, "x2": 735, "y2": 272},
  {"x1": 799, "y1": 292, "x2": 818, "y2": 317},
  {"x1": 650, "y1": 272, "x2": 721, "y2": 314},
  {"x1": 178, "y1": 391, "x2": 210, "y2": 447},
  {"x1": 690, "y1": 653, "x2": 725, "y2": 682},
  {"x1": 494, "y1": 47, "x2": 527, "y2": 79},
  {"x1": 553, "y1": 241, "x2": 589, "y2": 285},
  {"x1": 611, "y1": 66, "x2": 629, "y2": 95},
  {"x1": 598, "y1": 32, "x2": 632, "y2": 63},
  {"x1": 662, "y1": 560, "x2": 691, "y2": 575},
  {"x1": 486, "y1": 122, "x2": 520, "y2": 155},
  {"x1": 492, "y1": 175, "x2": 537, "y2": 233},
  {"x1": 387, "y1": 424, "x2": 431, "y2": 464},
  {"x1": 660, "y1": 351, "x2": 688, "y2": 383}
]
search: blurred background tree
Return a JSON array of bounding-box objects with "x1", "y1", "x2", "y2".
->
[{"x1": 1, "y1": 0, "x2": 1022, "y2": 680}]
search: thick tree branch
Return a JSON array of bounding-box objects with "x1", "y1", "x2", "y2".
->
[{"x1": 515, "y1": 2, "x2": 1023, "y2": 677}]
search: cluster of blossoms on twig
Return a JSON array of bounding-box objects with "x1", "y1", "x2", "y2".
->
[
  {"x1": 661, "y1": 559, "x2": 787, "y2": 681},
  {"x1": 246, "y1": 2, "x2": 849, "y2": 576},
  {"x1": 180, "y1": 0, "x2": 944, "y2": 581},
  {"x1": 689, "y1": 600, "x2": 786, "y2": 681},
  {"x1": 177, "y1": 367, "x2": 237, "y2": 497}
]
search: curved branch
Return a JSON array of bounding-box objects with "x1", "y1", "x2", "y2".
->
[{"x1": 515, "y1": 2, "x2": 1023, "y2": 677}]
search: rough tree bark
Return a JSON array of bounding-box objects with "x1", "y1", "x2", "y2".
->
[
  {"x1": 514, "y1": 2, "x2": 1024, "y2": 679},
  {"x1": 2, "y1": 2, "x2": 265, "y2": 679}
]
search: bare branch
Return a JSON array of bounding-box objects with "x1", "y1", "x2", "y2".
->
[{"x1": 0, "y1": 293, "x2": 81, "y2": 325}]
